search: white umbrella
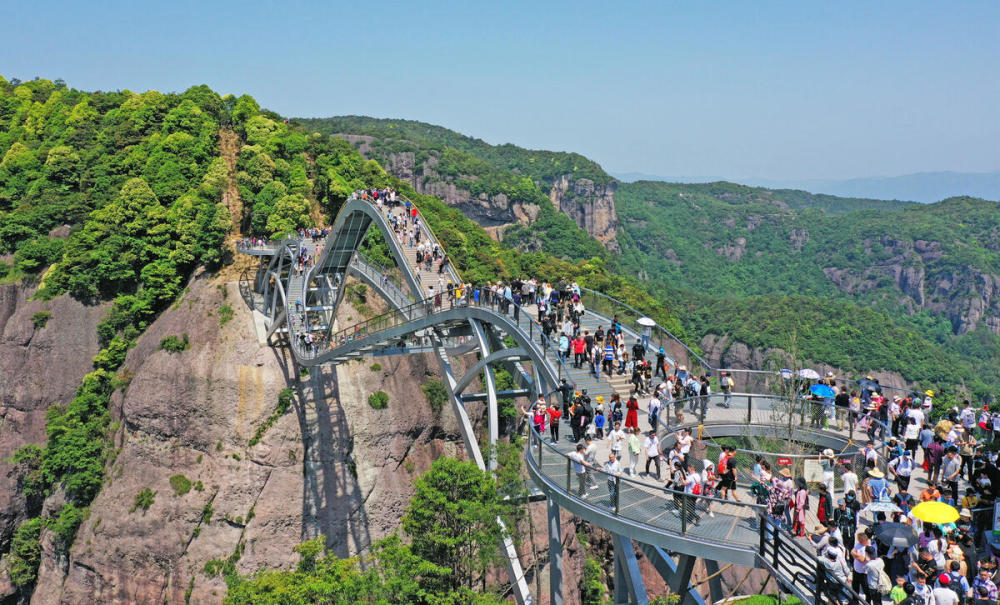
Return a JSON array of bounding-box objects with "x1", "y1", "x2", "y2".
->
[
  {"x1": 797, "y1": 368, "x2": 821, "y2": 380},
  {"x1": 637, "y1": 317, "x2": 656, "y2": 327}
]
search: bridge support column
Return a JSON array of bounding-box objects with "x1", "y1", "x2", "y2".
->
[
  {"x1": 704, "y1": 559, "x2": 724, "y2": 604},
  {"x1": 547, "y1": 498, "x2": 563, "y2": 605},
  {"x1": 470, "y1": 320, "x2": 500, "y2": 470},
  {"x1": 638, "y1": 544, "x2": 707, "y2": 605},
  {"x1": 613, "y1": 533, "x2": 648, "y2": 604}
]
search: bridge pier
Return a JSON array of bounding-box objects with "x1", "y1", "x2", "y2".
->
[
  {"x1": 547, "y1": 498, "x2": 563, "y2": 605},
  {"x1": 613, "y1": 533, "x2": 649, "y2": 604},
  {"x1": 704, "y1": 559, "x2": 724, "y2": 604}
]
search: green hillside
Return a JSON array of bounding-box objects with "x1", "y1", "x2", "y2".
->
[
  {"x1": 298, "y1": 116, "x2": 608, "y2": 261},
  {"x1": 617, "y1": 180, "x2": 1000, "y2": 396}
]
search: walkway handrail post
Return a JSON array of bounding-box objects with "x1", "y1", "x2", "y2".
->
[
  {"x1": 566, "y1": 457, "x2": 571, "y2": 492},
  {"x1": 747, "y1": 395, "x2": 753, "y2": 425},
  {"x1": 680, "y1": 497, "x2": 687, "y2": 534}
]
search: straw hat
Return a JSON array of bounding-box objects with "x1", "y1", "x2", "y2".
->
[
  {"x1": 823, "y1": 448, "x2": 835, "y2": 458},
  {"x1": 960, "y1": 508, "x2": 972, "y2": 518},
  {"x1": 813, "y1": 524, "x2": 828, "y2": 534},
  {"x1": 779, "y1": 468, "x2": 792, "y2": 478},
  {"x1": 925, "y1": 390, "x2": 935, "y2": 397},
  {"x1": 869, "y1": 468, "x2": 885, "y2": 478},
  {"x1": 596, "y1": 396, "x2": 604, "y2": 403}
]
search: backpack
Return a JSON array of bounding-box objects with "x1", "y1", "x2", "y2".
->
[
  {"x1": 725, "y1": 377, "x2": 735, "y2": 388},
  {"x1": 718, "y1": 456, "x2": 729, "y2": 475},
  {"x1": 877, "y1": 567, "x2": 892, "y2": 595}
]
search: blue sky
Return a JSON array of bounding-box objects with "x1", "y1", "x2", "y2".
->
[{"x1": 5, "y1": 1, "x2": 999, "y2": 180}]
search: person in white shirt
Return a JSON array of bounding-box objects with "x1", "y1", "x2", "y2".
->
[
  {"x1": 643, "y1": 431, "x2": 662, "y2": 479},
  {"x1": 932, "y1": 574, "x2": 960, "y2": 605},
  {"x1": 604, "y1": 452, "x2": 622, "y2": 508},
  {"x1": 682, "y1": 463, "x2": 701, "y2": 525},
  {"x1": 568, "y1": 444, "x2": 589, "y2": 497},
  {"x1": 608, "y1": 422, "x2": 627, "y2": 458},
  {"x1": 842, "y1": 467, "x2": 859, "y2": 497},
  {"x1": 677, "y1": 428, "x2": 694, "y2": 465}
]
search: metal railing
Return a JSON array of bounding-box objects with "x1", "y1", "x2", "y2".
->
[
  {"x1": 528, "y1": 427, "x2": 767, "y2": 543},
  {"x1": 759, "y1": 515, "x2": 868, "y2": 605},
  {"x1": 577, "y1": 287, "x2": 710, "y2": 370},
  {"x1": 653, "y1": 392, "x2": 892, "y2": 484}
]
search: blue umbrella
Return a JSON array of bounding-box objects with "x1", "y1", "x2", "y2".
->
[{"x1": 810, "y1": 384, "x2": 836, "y2": 398}]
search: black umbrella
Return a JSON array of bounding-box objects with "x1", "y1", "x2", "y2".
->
[
  {"x1": 858, "y1": 379, "x2": 882, "y2": 394},
  {"x1": 874, "y1": 523, "x2": 917, "y2": 549}
]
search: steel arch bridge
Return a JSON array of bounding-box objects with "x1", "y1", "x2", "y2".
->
[{"x1": 237, "y1": 197, "x2": 866, "y2": 605}]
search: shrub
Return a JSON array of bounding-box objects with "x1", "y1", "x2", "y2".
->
[
  {"x1": 249, "y1": 388, "x2": 294, "y2": 446},
  {"x1": 169, "y1": 473, "x2": 192, "y2": 496},
  {"x1": 50, "y1": 503, "x2": 86, "y2": 551},
  {"x1": 368, "y1": 391, "x2": 388, "y2": 410},
  {"x1": 31, "y1": 311, "x2": 51, "y2": 329},
  {"x1": 158, "y1": 333, "x2": 190, "y2": 352},
  {"x1": 218, "y1": 304, "x2": 233, "y2": 325},
  {"x1": 201, "y1": 503, "x2": 214, "y2": 524},
  {"x1": 194, "y1": 480, "x2": 204, "y2": 491},
  {"x1": 299, "y1": 366, "x2": 309, "y2": 377},
  {"x1": 421, "y1": 379, "x2": 448, "y2": 413},
  {"x1": 8, "y1": 518, "x2": 44, "y2": 587},
  {"x1": 369, "y1": 363, "x2": 382, "y2": 372},
  {"x1": 131, "y1": 488, "x2": 156, "y2": 513}
]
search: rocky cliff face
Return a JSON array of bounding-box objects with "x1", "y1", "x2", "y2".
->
[
  {"x1": 26, "y1": 272, "x2": 465, "y2": 604},
  {"x1": 0, "y1": 284, "x2": 106, "y2": 556},
  {"x1": 548, "y1": 175, "x2": 619, "y2": 252},
  {"x1": 334, "y1": 134, "x2": 618, "y2": 248},
  {"x1": 821, "y1": 236, "x2": 1000, "y2": 334}
]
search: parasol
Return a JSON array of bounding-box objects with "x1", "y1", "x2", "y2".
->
[
  {"x1": 810, "y1": 384, "x2": 836, "y2": 398},
  {"x1": 858, "y1": 379, "x2": 882, "y2": 394},
  {"x1": 911, "y1": 501, "x2": 959, "y2": 524},
  {"x1": 637, "y1": 317, "x2": 656, "y2": 327},
  {"x1": 874, "y1": 523, "x2": 918, "y2": 549},
  {"x1": 798, "y1": 368, "x2": 821, "y2": 380}
]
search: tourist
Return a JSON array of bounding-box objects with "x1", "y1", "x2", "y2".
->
[
  {"x1": 852, "y1": 532, "x2": 872, "y2": 596},
  {"x1": 643, "y1": 430, "x2": 662, "y2": 480},
  {"x1": 609, "y1": 421, "x2": 626, "y2": 460},
  {"x1": 820, "y1": 448, "x2": 837, "y2": 502},
  {"x1": 548, "y1": 404, "x2": 562, "y2": 443},
  {"x1": 604, "y1": 452, "x2": 622, "y2": 509},
  {"x1": 718, "y1": 449, "x2": 740, "y2": 503},
  {"x1": 865, "y1": 545, "x2": 889, "y2": 605},
  {"x1": 792, "y1": 477, "x2": 809, "y2": 537},
  {"x1": 624, "y1": 394, "x2": 640, "y2": 430},
  {"x1": 683, "y1": 462, "x2": 701, "y2": 525},
  {"x1": 933, "y1": 575, "x2": 961, "y2": 605},
  {"x1": 889, "y1": 449, "x2": 916, "y2": 494},
  {"x1": 584, "y1": 437, "x2": 599, "y2": 489},
  {"x1": 627, "y1": 427, "x2": 641, "y2": 476},
  {"x1": 569, "y1": 444, "x2": 589, "y2": 497}
]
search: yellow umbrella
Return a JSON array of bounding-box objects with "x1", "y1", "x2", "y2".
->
[{"x1": 911, "y1": 501, "x2": 959, "y2": 524}]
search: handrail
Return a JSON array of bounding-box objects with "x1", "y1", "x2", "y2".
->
[
  {"x1": 527, "y1": 426, "x2": 766, "y2": 545},
  {"x1": 577, "y1": 286, "x2": 711, "y2": 369}
]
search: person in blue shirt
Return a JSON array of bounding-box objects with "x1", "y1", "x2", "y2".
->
[
  {"x1": 602, "y1": 343, "x2": 615, "y2": 376},
  {"x1": 594, "y1": 408, "x2": 606, "y2": 439}
]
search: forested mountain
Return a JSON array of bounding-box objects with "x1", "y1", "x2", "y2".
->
[
  {"x1": 298, "y1": 116, "x2": 1000, "y2": 398},
  {"x1": 298, "y1": 116, "x2": 618, "y2": 257},
  {"x1": 0, "y1": 77, "x2": 690, "y2": 603},
  {"x1": 614, "y1": 180, "x2": 1000, "y2": 396}
]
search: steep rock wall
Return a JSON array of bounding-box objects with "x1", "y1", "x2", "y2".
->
[
  {"x1": 549, "y1": 175, "x2": 620, "y2": 252},
  {"x1": 29, "y1": 273, "x2": 464, "y2": 604},
  {"x1": 0, "y1": 284, "x2": 106, "y2": 554}
]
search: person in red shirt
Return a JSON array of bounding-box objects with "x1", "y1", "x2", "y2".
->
[
  {"x1": 547, "y1": 404, "x2": 562, "y2": 443},
  {"x1": 625, "y1": 395, "x2": 639, "y2": 430}
]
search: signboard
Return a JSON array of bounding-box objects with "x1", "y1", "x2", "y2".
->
[
  {"x1": 803, "y1": 459, "x2": 823, "y2": 483},
  {"x1": 776, "y1": 457, "x2": 792, "y2": 466}
]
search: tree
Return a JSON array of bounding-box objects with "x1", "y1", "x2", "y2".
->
[{"x1": 402, "y1": 457, "x2": 507, "y2": 592}]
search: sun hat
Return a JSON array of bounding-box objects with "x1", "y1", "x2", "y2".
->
[
  {"x1": 814, "y1": 524, "x2": 827, "y2": 534},
  {"x1": 926, "y1": 390, "x2": 934, "y2": 396},
  {"x1": 869, "y1": 468, "x2": 885, "y2": 478},
  {"x1": 960, "y1": 508, "x2": 972, "y2": 518},
  {"x1": 823, "y1": 448, "x2": 835, "y2": 458},
  {"x1": 779, "y1": 468, "x2": 792, "y2": 478},
  {"x1": 939, "y1": 574, "x2": 950, "y2": 585}
]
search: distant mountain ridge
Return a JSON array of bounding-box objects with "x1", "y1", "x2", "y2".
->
[{"x1": 612, "y1": 170, "x2": 1000, "y2": 204}]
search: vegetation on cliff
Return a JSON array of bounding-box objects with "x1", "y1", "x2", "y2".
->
[{"x1": 224, "y1": 458, "x2": 512, "y2": 604}]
